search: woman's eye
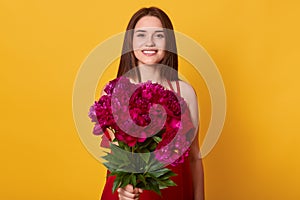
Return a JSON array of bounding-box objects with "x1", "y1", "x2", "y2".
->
[
  {"x1": 136, "y1": 33, "x2": 146, "y2": 37},
  {"x1": 154, "y1": 33, "x2": 165, "y2": 38}
]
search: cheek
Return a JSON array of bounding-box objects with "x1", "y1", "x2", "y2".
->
[
  {"x1": 133, "y1": 50, "x2": 140, "y2": 60},
  {"x1": 155, "y1": 39, "x2": 166, "y2": 50},
  {"x1": 132, "y1": 38, "x2": 144, "y2": 50},
  {"x1": 158, "y1": 51, "x2": 166, "y2": 61},
  {"x1": 132, "y1": 41, "x2": 138, "y2": 51}
]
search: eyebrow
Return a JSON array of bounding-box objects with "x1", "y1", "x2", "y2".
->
[
  {"x1": 134, "y1": 29, "x2": 164, "y2": 33},
  {"x1": 135, "y1": 30, "x2": 146, "y2": 33}
]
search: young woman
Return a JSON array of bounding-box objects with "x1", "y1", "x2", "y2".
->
[{"x1": 101, "y1": 7, "x2": 205, "y2": 200}]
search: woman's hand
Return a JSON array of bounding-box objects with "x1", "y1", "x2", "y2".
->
[{"x1": 117, "y1": 184, "x2": 143, "y2": 200}]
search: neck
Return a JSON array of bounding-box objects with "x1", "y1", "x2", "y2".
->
[{"x1": 137, "y1": 64, "x2": 164, "y2": 83}]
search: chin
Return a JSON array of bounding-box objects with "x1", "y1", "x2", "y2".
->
[{"x1": 139, "y1": 61, "x2": 162, "y2": 66}]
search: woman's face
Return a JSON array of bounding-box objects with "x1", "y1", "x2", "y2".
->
[{"x1": 133, "y1": 16, "x2": 166, "y2": 66}]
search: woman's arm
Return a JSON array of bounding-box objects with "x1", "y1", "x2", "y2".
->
[
  {"x1": 180, "y1": 81, "x2": 205, "y2": 200},
  {"x1": 189, "y1": 134, "x2": 205, "y2": 200}
]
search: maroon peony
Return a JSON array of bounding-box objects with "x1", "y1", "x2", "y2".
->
[{"x1": 88, "y1": 76, "x2": 194, "y2": 165}]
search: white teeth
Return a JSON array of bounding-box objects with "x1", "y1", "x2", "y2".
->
[{"x1": 143, "y1": 50, "x2": 156, "y2": 54}]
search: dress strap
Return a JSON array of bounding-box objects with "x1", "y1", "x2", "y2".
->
[
  {"x1": 166, "y1": 80, "x2": 181, "y2": 96},
  {"x1": 176, "y1": 80, "x2": 181, "y2": 96},
  {"x1": 166, "y1": 80, "x2": 175, "y2": 92}
]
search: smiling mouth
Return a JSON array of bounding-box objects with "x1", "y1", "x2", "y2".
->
[{"x1": 142, "y1": 49, "x2": 158, "y2": 56}]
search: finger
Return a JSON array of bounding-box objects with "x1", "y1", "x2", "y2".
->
[
  {"x1": 124, "y1": 184, "x2": 134, "y2": 193},
  {"x1": 118, "y1": 188, "x2": 140, "y2": 199},
  {"x1": 133, "y1": 187, "x2": 143, "y2": 194},
  {"x1": 118, "y1": 193, "x2": 138, "y2": 200},
  {"x1": 118, "y1": 193, "x2": 139, "y2": 200},
  {"x1": 118, "y1": 192, "x2": 140, "y2": 200},
  {"x1": 138, "y1": 188, "x2": 143, "y2": 193}
]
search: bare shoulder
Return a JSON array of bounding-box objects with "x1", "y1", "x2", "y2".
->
[
  {"x1": 178, "y1": 80, "x2": 197, "y2": 105},
  {"x1": 178, "y1": 80, "x2": 199, "y2": 128}
]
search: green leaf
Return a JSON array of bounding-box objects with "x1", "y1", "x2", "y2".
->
[
  {"x1": 118, "y1": 141, "x2": 125, "y2": 149},
  {"x1": 157, "y1": 178, "x2": 177, "y2": 189},
  {"x1": 131, "y1": 173, "x2": 137, "y2": 187},
  {"x1": 148, "y1": 160, "x2": 164, "y2": 172},
  {"x1": 137, "y1": 174, "x2": 147, "y2": 186},
  {"x1": 159, "y1": 171, "x2": 177, "y2": 180},
  {"x1": 109, "y1": 171, "x2": 126, "y2": 179},
  {"x1": 109, "y1": 171, "x2": 130, "y2": 193},
  {"x1": 140, "y1": 152, "x2": 150, "y2": 164},
  {"x1": 162, "y1": 179, "x2": 177, "y2": 187},
  {"x1": 137, "y1": 138, "x2": 153, "y2": 150},
  {"x1": 139, "y1": 148, "x2": 150, "y2": 153},
  {"x1": 102, "y1": 154, "x2": 122, "y2": 165},
  {"x1": 119, "y1": 174, "x2": 131, "y2": 188},
  {"x1": 149, "y1": 179, "x2": 161, "y2": 196},
  {"x1": 124, "y1": 145, "x2": 131, "y2": 152},
  {"x1": 149, "y1": 142, "x2": 157, "y2": 151},
  {"x1": 110, "y1": 144, "x2": 125, "y2": 158},
  {"x1": 103, "y1": 162, "x2": 118, "y2": 171},
  {"x1": 149, "y1": 168, "x2": 170, "y2": 178},
  {"x1": 146, "y1": 155, "x2": 157, "y2": 167},
  {"x1": 108, "y1": 171, "x2": 119, "y2": 176},
  {"x1": 158, "y1": 185, "x2": 168, "y2": 189},
  {"x1": 112, "y1": 175, "x2": 122, "y2": 193},
  {"x1": 154, "y1": 128, "x2": 166, "y2": 138},
  {"x1": 153, "y1": 136, "x2": 162, "y2": 143},
  {"x1": 117, "y1": 141, "x2": 131, "y2": 152},
  {"x1": 143, "y1": 183, "x2": 151, "y2": 190}
]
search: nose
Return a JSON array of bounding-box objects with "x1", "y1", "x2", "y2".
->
[{"x1": 145, "y1": 35, "x2": 155, "y2": 47}]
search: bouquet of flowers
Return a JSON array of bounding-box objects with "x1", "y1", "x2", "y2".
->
[{"x1": 88, "y1": 77, "x2": 195, "y2": 195}]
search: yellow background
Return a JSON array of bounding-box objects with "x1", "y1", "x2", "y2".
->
[{"x1": 1, "y1": 0, "x2": 300, "y2": 199}]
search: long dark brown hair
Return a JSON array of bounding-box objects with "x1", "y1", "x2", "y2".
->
[{"x1": 117, "y1": 7, "x2": 178, "y2": 81}]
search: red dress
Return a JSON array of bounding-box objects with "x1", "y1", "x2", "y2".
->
[{"x1": 100, "y1": 80, "x2": 195, "y2": 200}]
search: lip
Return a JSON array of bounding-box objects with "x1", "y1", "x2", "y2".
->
[{"x1": 141, "y1": 49, "x2": 158, "y2": 56}]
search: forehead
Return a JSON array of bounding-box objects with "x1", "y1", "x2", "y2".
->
[{"x1": 135, "y1": 16, "x2": 163, "y2": 29}]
